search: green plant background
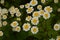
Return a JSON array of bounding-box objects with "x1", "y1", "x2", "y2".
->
[{"x1": 0, "y1": 0, "x2": 60, "y2": 40}]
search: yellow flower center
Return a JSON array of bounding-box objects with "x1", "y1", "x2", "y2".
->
[
  {"x1": 34, "y1": 12, "x2": 39, "y2": 17},
  {"x1": 33, "y1": 19, "x2": 37, "y2": 23},
  {"x1": 33, "y1": 28, "x2": 37, "y2": 32},
  {"x1": 44, "y1": 14, "x2": 48, "y2": 17},
  {"x1": 28, "y1": 8, "x2": 32, "y2": 12},
  {"x1": 31, "y1": 0, "x2": 36, "y2": 5},
  {"x1": 39, "y1": 10, "x2": 44, "y2": 14},
  {"x1": 24, "y1": 24, "x2": 29, "y2": 29},
  {"x1": 46, "y1": 7, "x2": 51, "y2": 12},
  {"x1": 55, "y1": 26, "x2": 59, "y2": 29}
]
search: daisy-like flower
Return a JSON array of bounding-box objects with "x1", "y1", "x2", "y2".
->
[
  {"x1": 0, "y1": 31, "x2": 3, "y2": 36},
  {"x1": 19, "y1": 5, "x2": 24, "y2": 9},
  {"x1": 39, "y1": 10, "x2": 44, "y2": 16},
  {"x1": 30, "y1": 0, "x2": 38, "y2": 6},
  {"x1": 2, "y1": 21, "x2": 7, "y2": 26},
  {"x1": 31, "y1": 17, "x2": 39, "y2": 25},
  {"x1": 31, "y1": 26, "x2": 38, "y2": 34},
  {"x1": 15, "y1": 8, "x2": 20, "y2": 13},
  {"x1": 32, "y1": 11, "x2": 40, "y2": 18},
  {"x1": 11, "y1": 21, "x2": 19, "y2": 27},
  {"x1": 16, "y1": 12, "x2": 21, "y2": 17},
  {"x1": 44, "y1": 6, "x2": 53, "y2": 13},
  {"x1": 22, "y1": 23, "x2": 31, "y2": 31},
  {"x1": 56, "y1": 36, "x2": 60, "y2": 40},
  {"x1": 37, "y1": 5, "x2": 42, "y2": 10},
  {"x1": 54, "y1": 24, "x2": 60, "y2": 31},
  {"x1": 26, "y1": 16, "x2": 32, "y2": 21},
  {"x1": 2, "y1": 8, "x2": 8, "y2": 15},
  {"x1": 49, "y1": 38, "x2": 55, "y2": 40},
  {"x1": 2, "y1": 15, "x2": 7, "y2": 20},
  {"x1": 12, "y1": 26, "x2": 21, "y2": 32},
  {"x1": 43, "y1": 12, "x2": 50, "y2": 19},
  {"x1": 54, "y1": 0, "x2": 59, "y2": 3},
  {"x1": 41, "y1": 0, "x2": 46, "y2": 3},
  {"x1": 26, "y1": 7, "x2": 34, "y2": 14},
  {"x1": 9, "y1": 6, "x2": 15, "y2": 15},
  {"x1": 25, "y1": 3, "x2": 30, "y2": 8}
]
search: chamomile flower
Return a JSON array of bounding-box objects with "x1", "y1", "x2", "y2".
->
[
  {"x1": 31, "y1": 26, "x2": 38, "y2": 34},
  {"x1": 39, "y1": 10, "x2": 44, "y2": 16},
  {"x1": 19, "y1": 5, "x2": 24, "y2": 9},
  {"x1": 31, "y1": 17, "x2": 39, "y2": 25},
  {"x1": 54, "y1": 0, "x2": 59, "y2": 3},
  {"x1": 9, "y1": 6, "x2": 15, "y2": 15},
  {"x1": 2, "y1": 8, "x2": 8, "y2": 15},
  {"x1": 12, "y1": 26, "x2": 21, "y2": 32},
  {"x1": 54, "y1": 24, "x2": 60, "y2": 31},
  {"x1": 2, "y1": 15, "x2": 7, "y2": 20},
  {"x1": 43, "y1": 12, "x2": 50, "y2": 19},
  {"x1": 2, "y1": 21, "x2": 7, "y2": 26},
  {"x1": 25, "y1": 3, "x2": 30, "y2": 8},
  {"x1": 41, "y1": 0, "x2": 46, "y2": 3},
  {"x1": 16, "y1": 12, "x2": 21, "y2": 17},
  {"x1": 11, "y1": 21, "x2": 19, "y2": 27},
  {"x1": 22, "y1": 23, "x2": 31, "y2": 31},
  {"x1": 26, "y1": 7, "x2": 34, "y2": 14},
  {"x1": 26, "y1": 16, "x2": 32, "y2": 21},
  {"x1": 56, "y1": 36, "x2": 60, "y2": 40},
  {"x1": 0, "y1": 31, "x2": 3, "y2": 36},
  {"x1": 30, "y1": 0, "x2": 38, "y2": 6},
  {"x1": 32, "y1": 11, "x2": 40, "y2": 18},
  {"x1": 44, "y1": 6, "x2": 53, "y2": 13},
  {"x1": 37, "y1": 5, "x2": 42, "y2": 10},
  {"x1": 15, "y1": 8, "x2": 20, "y2": 13}
]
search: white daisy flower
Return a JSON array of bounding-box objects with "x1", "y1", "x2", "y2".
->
[
  {"x1": 0, "y1": 31, "x2": 3, "y2": 36},
  {"x1": 16, "y1": 12, "x2": 21, "y2": 17},
  {"x1": 22, "y1": 23, "x2": 31, "y2": 31},
  {"x1": 32, "y1": 11, "x2": 40, "y2": 18},
  {"x1": 25, "y1": 3, "x2": 30, "y2": 8},
  {"x1": 54, "y1": 24, "x2": 60, "y2": 31},
  {"x1": 9, "y1": 6, "x2": 15, "y2": 15},
  {"x1": 26, "y1": 16, "x2": 32, "y2": 21},
  {"x1": 2, "y1": 21, "x2": 7, "y2": 26},
  {"x1": 2, "y1": 8, "x2": 8, "y2": 15},
  {"x1": 54, "y1": 0, "x2": 59, "y2": 3},
  {"x1": 56, "y1": 36, "x2": 60, "y2": 40},
  {"x1": 19, "y1": 5, "x2": 24, "y2": 9},
  {"x1": 30, "y1": 0, "x2": 38, "y2": 6},
  {"x1": 15, "y1": 8, "x2": 20, "y2": 13},
  {"x1": 31, "y1": 26, "x2": 38, "y2": 34},
  {"x1": 12, "y1": 26, "x2": 21, "y2": 32},
  {"x1": 39, "y1": 10, "x2": 44, "y2": 16},
  {"x1": 43, "y1": 12, "x2": 50, "y2": 19},
  {"x1": 2, "y1": 15, "x2": 7, "y2": 20},
  {"x1": 11, "y1": 21, "x2": 19, "y2": 27},
  {"x1": 26, "y1": 7, "x2": 34, "y2": 14},
  {"x1": 44, "y1": 6, "x2": 53, "y2": 13},
  {"x1": 31, "y1": 17, "x2": 39, "y2": 25},
  {"x1": 37, "y1": 5, "x2": 42, "y2": 10},
  {"x1": 49, "y1": 38, "x2": 55, "y2": 40},
  {"x1": 41, "y1": 0, "x2": 46, "y2": 3}
]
